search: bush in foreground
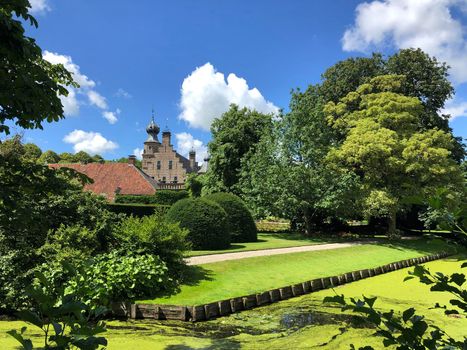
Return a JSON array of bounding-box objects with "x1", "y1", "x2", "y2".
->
[
  {"x1": 114, "y1": 213, "x2": 190, "y2": 270},
  {"x1": 166, "y1": 198, "x2": 230, "y2": 250},
  {"x1": 205, "y1": 192, "x2": 257, "y2": 242}
]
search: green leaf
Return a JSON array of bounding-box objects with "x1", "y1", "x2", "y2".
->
[{"x1": 17, "y1": 310, "x2": 43, "y2": 328}]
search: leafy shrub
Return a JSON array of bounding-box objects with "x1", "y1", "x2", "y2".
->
[
  {"x1": 204, "y1": 193, "x2": 257, "y2": 242},
  {"x1": 166, "y1": 198, "x2": 230, "y2": 250},
  {"x1": 66, "y1": 251, "x2": 172, "y2": 305},
  {"x1": 106, "y1": 203, "x2": 170, "y2": 217},
  {"x1": 114, "y1": 194, "x2": 158, "y2": 204},
  {"x1": 154, "y1": 190, "x2": 189, "y2": 205},
  {"x1": 255, "y1": 220, "x2": 291, "y2": 232},
  {"x1": 8, "y1": 269, "x2": 108, "y2": 350},
  {"x1": 115, "y1": 190, "x2": 188, "y2": 205},
  {"x1": 39, "y1": 224, "x2": 101, "y2": 264},
  {"x1": 114, "y1": 214, "x2": 190, "y2": 270}
]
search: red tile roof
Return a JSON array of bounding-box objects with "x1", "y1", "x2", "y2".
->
[{"x1": 49, "y1": 163, "x2": 157, "y2": 201}]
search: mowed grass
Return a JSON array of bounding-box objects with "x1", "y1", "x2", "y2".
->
[
  {"x1": 1, "y1": 254, "x2": 465, "y2": 350},
  {"x1": 186, "y1": 232, "x2": 331, "y2": 256},
  {"x1": 141, "y1": 238, "x2": 455, "y2": 305}
]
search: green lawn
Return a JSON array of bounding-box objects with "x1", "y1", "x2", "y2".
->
[
  {"x1": 2, "y1": 253, "x2": 465, "y2": 350},
  {"x1": 186, "y1": 232, "x2": 332, "y2": 256},
  {"x1": 142, "y1": 238, "x2": 456, "y2": 305}
]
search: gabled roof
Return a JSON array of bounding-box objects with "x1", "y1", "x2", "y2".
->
[{"x1": 49, "y1": 163, "x2": 157, "y2": 201}]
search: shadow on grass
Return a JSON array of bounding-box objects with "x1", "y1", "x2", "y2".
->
[
  {"x1": 165, "y1": 339, "x2": 241, "y2": 350},
  {"x1": 179, "y1": 265, "x2": 214, "y2": 287}
]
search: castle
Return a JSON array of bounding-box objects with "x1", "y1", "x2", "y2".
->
[
  {"x1": 140, "y1": 116, "x2": 202, "y2": 189},
  {"x1": 50, "y1": 114, "x2": 207, "y2": 201}
]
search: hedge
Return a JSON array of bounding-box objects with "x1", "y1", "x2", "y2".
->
[
  {"x1": 115, "y1": 190, "x2": 188, "y2": 205},
  {"x1": 107, "y1": 203, "x2": 170, "y2": 217},
  {"x1": 165, "y1": 198, "x2": 230, "y2": 250},
  {"x1": 204, "y1": 193, "x2": 257, "y2": 242}
]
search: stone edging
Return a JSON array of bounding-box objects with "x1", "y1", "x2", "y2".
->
[{"x1": 111, "y1": 251, "x2": 451, "y2": 322}]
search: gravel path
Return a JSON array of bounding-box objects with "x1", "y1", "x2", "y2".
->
[{"x1": 186, "y1": 241, "x2": 373, "y2": 265}]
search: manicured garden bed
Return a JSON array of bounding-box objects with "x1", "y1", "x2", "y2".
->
[{"x1": 142, "y1": 238, "x2": 456, "y2": 305}]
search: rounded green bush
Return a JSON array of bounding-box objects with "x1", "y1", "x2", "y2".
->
[
  {"x1": 204, "y1": 193, "x2": 257, "y2": 243},
  {"x1": 165, "y1": 198, "x2": 230, "y2": 250}
]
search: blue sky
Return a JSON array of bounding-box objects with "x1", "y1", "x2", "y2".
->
[{"x1": 13, "y1": 0, "x2": 467, "y2": 161}]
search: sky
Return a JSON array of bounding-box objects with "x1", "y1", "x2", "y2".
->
[{"x1": 10, "y1": 0, "x2": 467, "y2": 161}]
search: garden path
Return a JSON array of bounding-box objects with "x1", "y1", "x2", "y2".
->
[{"x1": 186, "y1": 241, "x2": 374, "y2": 265}]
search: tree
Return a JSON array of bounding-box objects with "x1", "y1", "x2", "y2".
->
[
  {"x1": 59, "y1": 152, "x2": 75, "y2": 163},
  {"x1": 22, "y1": 142, "x2": 42, "y2": 161},
  {"x1": 320, "y1": 48, "x2": 464, "y2": 161},
  {"x1": 0, "y1": 1, "x2": 76, "y2": 134},
  {"x1": 325, "y1": 75, "x2": 463, "y2": 235},
  {"x1": 37, "y1": 149, "x2": 60, "y2": 164},
  {"x1": 73, "y1": 150, "x2": 93, "y2": 164},
  {"x1": 240, "y1": 86, "x2": 359, "y2": 233},
  {"x1": 206, "y1": 104, "x2": 273, "y2": 194}
]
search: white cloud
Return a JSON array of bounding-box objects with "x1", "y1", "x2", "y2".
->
[
  {"x1": 29, "y1": 0, "x2": 51, "y2": 14},
  {"x1": 115, "y1": 88, "x2": 132, "y2": 99},
  {"x1": 59, "y1": 88, "x2": 79, "y2": 117},
  {"x1": 179, "y1": 63, "x2": 279, "y2": 130},
  {"x1": 63, "y1": 130, "x2": 118, "y2": 155},
  {"x1": 442, "y1": 99, "x2": 467, "y2": 120},
  {"x1": 102, "y1": 110, "x2": 120, "y2": 124},
  {"x1": 133, "y1": 148, "x2": 144, "y2": 160},
  {"x1": 175, "y1": 132, "x2": 208, "y2": 163},
  {"x1": 43, "y1": 51, "x2": 119, "y2": 122},
  {"x1": 343, "y1": 0, "x2": 467, "y2": 83},
  {"x1": 88, "y1": 91, "x2": 108, "y2": 110},
  {"x1": 43, "y1": 51, "x2": 95, "y2": 89}
]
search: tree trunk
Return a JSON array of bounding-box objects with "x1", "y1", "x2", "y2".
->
[
  {"x1": 303, "y1": 206, "x2": 313, "y2": 236},
  {"x1": 387, "y1": 209, "x2": 397, "y2": 237}
]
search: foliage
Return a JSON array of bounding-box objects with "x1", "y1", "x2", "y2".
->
[
  {"x1": 106, "y1": 202, "x2": 170, "y2": 217},
  {"x1": 65, "y1": 252, "x2": 172, "y2": 306},
  {"x1": 205, "y1": 104, "x2": 273, "y2": 194},
  {"x1": 154, "y1": 190, "x2": 189, "y2": 205},
  {"x1": 8, "y1": 270, "x2": 107, "y2": 350},
  {"x1": 325, "y1": 75, "x2": 463, "y2": 235},
  {"x1": 320, "y1": 48, "x2": 464, "y2": 161},
  {"x1": 0, "y1": 138, "x2": 119, "y2": 310},
  {"x1": 239, "y1": 86, "x2": 359, "y2": 232},
  {"x1": 115, "y1": 191, "x2": 189, "y2": 205},
  {"x1": 112, "y1": 156, "x2": 142, "y2": 168},
  {"x1": 166, "y1": 198, "x2": 230, "y2": 250},
  {"x1": 324, "y1": 288, "x2": 466, "y2": 350},
  {"x1": 22, "y1": 143, "x2": 42, "y2": 161},
  {"x1": 37, "y1": 149, "x2": 60, "y2": 164},
  {"x1": 204, "y1": 192, "x2": 257, "y2": 242},
  {"x1": 114, "y1": 213, "x2": 190, "y2": 270},
  {"x1": 185, "y1": 173, "x2": 204, "y2": 197},
  {"x1": 0, "y1": 1, "x2": 77, "y2": 135}
]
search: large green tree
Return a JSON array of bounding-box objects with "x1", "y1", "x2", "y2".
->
[
  {"x1": 320, "y1": 49, "x2": 464, "y2": 160},
  {"x1": 325, "y1": 75, "x2": 463, "y2": 235},
  {"x1": 240, "y1": 86, "x2": 358, "y2": 233},
  {"x1": 206, "y1": 104, "x2": 273, "y2": 194},
  {"x1": 0, "y1": 0, "x2": 76, "y2": 134}
]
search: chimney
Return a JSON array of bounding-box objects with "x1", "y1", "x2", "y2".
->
[
  {"x1": 128, "y1": 155, "x2": 136, "y2": 165},
  {"x1": 162, "y1": 130, "x2": 171, "y2": 145},
  {"x1": 189, "y1": 149, "x2": 196, "y2": 170}
]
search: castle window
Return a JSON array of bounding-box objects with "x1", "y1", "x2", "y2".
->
[
  {"x1": 162, "y1": 176, "x2": 166, "y2": 183},
  {"x1": 157, "y1": 160, "x2": 161, "y2": 170},
  {"x1": 173, "y1": 176, "x2": 178, "y2": 183},
  {"x1": 169, "y1": 160, "x2": 173, "y2": 170}
]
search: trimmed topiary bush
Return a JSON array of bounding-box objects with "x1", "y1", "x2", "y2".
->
[
  {"x1": 205, "y1": 193, "x2": 257, "y2": 242},
  {"x1": 165, "y1": 198, "x2": 230, "y2": 250}
]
